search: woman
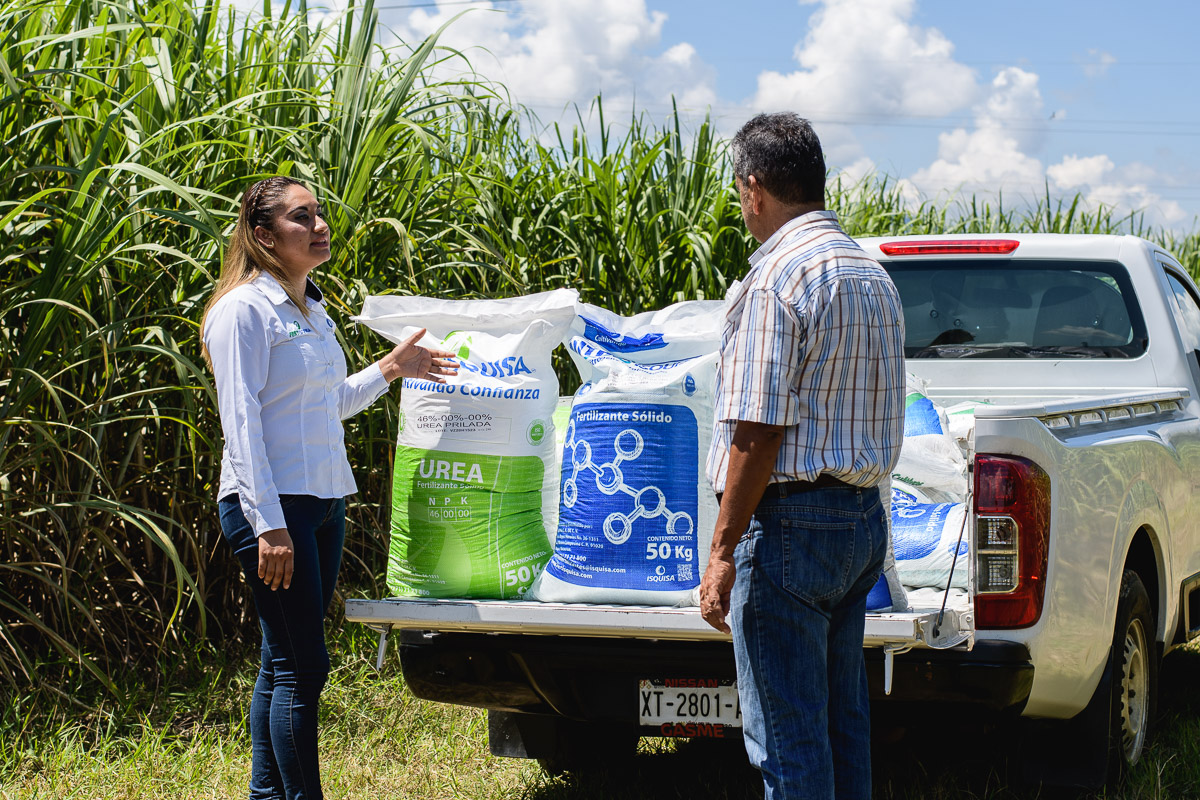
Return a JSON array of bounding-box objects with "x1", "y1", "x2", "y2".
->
[{"x1": 201, "y1": 176, "x2": 455, "y2": 800}]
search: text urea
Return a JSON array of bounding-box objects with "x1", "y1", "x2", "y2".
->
[{"x1": 417, "y1": 458, "x2": 485, "y2": 484}]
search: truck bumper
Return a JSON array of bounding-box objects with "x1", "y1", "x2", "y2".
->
[
  {"x1": 397, "y1": 630, "x2": 1034, "y2": 720},
  {"x1": 865, "y1": 640, "x2": 1034, "y2": 710}
]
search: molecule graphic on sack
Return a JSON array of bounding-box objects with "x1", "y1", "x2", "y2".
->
[{"x1": 561, "y1": 418, "x2": 695, "y2": 546}]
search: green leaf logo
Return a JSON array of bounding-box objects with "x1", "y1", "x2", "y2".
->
[{"x1": 444, "y1": 330, "x2": 471, "y2": 360}]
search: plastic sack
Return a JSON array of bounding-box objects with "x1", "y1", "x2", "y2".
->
[
  {"x1": 868, "y1": 476, "x2": 910, "y2": 612},
  {"x1": 891, "y1": 495, "x2": 969, "y2": 590},
  {"x1": 892, "y1": 373, "x2": 968, "y2": 503},
  {"x1": 527, "y1": 300, "x2": 724, "y2": 606},
  {"x1": 355, "y1": 289, "x2": 576, "y2": 599},
  {"x1": 944, "y1": 399, "x2": 991, "y2": 454}
]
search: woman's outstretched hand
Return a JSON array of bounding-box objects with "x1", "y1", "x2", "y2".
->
[
  {"x1": 259, "y1": 528, "x2": 294, "y2": 591},
  {"x1": 378, "y1": 328, "x2": 458, "y2": 383}
]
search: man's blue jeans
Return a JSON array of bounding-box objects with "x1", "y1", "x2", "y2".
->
[
  {"x1": 730, "y1": 484, "x2": 887, "y2": 800},
  {"x1": 220, "y1": 494, "x2": 346, "y2": 800}
]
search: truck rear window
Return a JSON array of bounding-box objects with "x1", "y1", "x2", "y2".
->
[{"x1": 884, "y1": 260, "x2": 1147, "y2": 358}]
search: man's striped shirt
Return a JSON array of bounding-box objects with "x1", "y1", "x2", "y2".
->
[{"x1": 706, "y1": 210, "x2": 906, "y2": 493}]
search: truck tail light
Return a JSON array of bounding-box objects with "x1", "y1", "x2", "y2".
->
[
  {"x1": 878, "y1": 239, "x2": 1020, "y2": 256},
  {"x1": 973, "y1": 454, "x2": 1051, "y2": 628}
]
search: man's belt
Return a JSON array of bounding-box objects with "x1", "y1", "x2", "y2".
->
[{"x1": 716, "y1": 473, "x2": 859, "y2": 505}]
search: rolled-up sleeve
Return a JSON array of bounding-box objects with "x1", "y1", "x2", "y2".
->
[
  {"x1": 338, "y1": 361, "x2": 389, "y2": 420},
  {"x1": 204, "y1": 299, "x2": 285, "y2": 536},
  {"x1": 717, "y1": 288, "x2": 806, "y2": 426}
]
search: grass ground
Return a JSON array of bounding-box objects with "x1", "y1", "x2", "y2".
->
[{"x1": 2, "y1": 625, "x2": 1198, "y2": 800}]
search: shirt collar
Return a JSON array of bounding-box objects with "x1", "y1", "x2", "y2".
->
[
  {"x1": 748, "y1": 209, "x2": 842, "y2": 268},
  {"x1": 252, "y1": 272, "x2": 325, "y2": 309}
]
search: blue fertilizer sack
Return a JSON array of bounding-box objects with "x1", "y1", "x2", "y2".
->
[
  {"x1": 891, "y1": 492, "x2": 969, "y2": 590},
  {"x1": 527, "y1": 300, "x2": 724, "y2": 606},
  {"x1": 866, "y1": 478, "x2": 910, "y2": 612}
]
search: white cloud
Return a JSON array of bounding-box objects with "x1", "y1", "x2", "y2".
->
[
  {"x1": 1047, "y1": 154, "x2": 1114, "y2": 189},
  {"x1": 900, "y1": 64, "x2": 1191, "y2": 228},
  {"x1": 381, "y1": 0, "x2": 717, "y2": 121},
  {"x1": 749, "y1": 0, "x2": 977, "y2": 118},
  {"x1": 907, "y1": 67, "x2": 1045, "y2": 197},
  {"x1": 1048, "y1": 155, "x2": 1187, "y2": 226},
  {"x1": 832, "y1": 156, "x2": 878, "y2": 187},
  {"x1": 745, "y1": 0, "x2": 977, "y2": 167},
  {"x1": 977, "y1": 67, "x2": 1045, "y2": 149},
  {"x1": 1081, "y1": 49, "x2": 1117, "y2": 79}
]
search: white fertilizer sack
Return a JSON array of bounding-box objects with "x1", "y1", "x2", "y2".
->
[
  {"x1": 905, "y1": 586, "x2": 969, "y2": 611},
  {"x1": 891, "y1": 498, "x2": 969, "y2": 590},
  {"x1": 527, "y1": 300, "x2": 724, "y2": 606},
  {"x1": 891, "y1": 483, "x2": 936, "y2": 508},
  {"x1": 892, "y1": 373, "x2": 968, "y2": 503},
  {"x1": 355, "y1": 289, "x2": 577, "y2": 599},
  {"x1": 944, "y1": 400, "x2": 991, "y2": 454},
  {"x1": 570, "y1": 300, "x2": 725, "y2": 363}
]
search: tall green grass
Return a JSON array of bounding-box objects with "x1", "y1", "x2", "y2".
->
[{"x1": 2, "y1": 0, "x2": 1198, "y2": 699}]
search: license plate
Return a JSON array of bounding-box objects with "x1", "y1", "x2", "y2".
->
[{"x1": 638, "y1": 679, "x2": 742, "y2": 732}]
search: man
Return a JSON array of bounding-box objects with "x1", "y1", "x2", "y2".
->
[{"x1": 699, "y1": 113, "x2": 906, "y2": 800}]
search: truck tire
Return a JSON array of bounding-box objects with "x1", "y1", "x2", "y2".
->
[
  {"x1": 1106, "y1": 568, "x2": 1157, "y2": 782},
  {"x1": 1018, "y1": 569, "x2": 1157, "y2": 790}
]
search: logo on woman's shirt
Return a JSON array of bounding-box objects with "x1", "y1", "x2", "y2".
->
[{"x1": 286, "y1": 320, "x2": 313, "y2": 338}]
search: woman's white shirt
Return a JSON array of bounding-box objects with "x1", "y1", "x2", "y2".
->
[{"x1": 203, "y1": 273, "x2": 389, "y2": 536}]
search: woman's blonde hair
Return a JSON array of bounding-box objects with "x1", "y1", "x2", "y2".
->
[{"x1": 200, "y1": 176, "x2": 313, "y2": 366}]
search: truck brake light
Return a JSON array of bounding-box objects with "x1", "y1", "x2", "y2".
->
[
  {"x1": 973, "y1": 454, "x2": 1051, "y2": 628},
  {"x1": 878, "y1": 239, "x2": 1020, "y2": 256}
]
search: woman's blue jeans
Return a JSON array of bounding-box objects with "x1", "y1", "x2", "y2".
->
[
  {"x1": 730, "y1": 484, "x2": 887, "y2": 800},
  {"x1": 220, "y1": 494, "x2": 346, "y2": 800}
]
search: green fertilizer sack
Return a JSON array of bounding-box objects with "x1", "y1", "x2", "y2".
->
[{"x1": 355, "y1": 289, "x2": 577, "y2": 598}]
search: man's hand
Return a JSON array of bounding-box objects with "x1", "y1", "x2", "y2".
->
[
  {"x1": 258, "y1": 528, "x2": 294, "y2": 591},
  {"x1": 700, "y1": 554, "x2": 736, "y2": 633},
  {"x1": 698, "y1": 419, "x2": 785, "y2": 633}
]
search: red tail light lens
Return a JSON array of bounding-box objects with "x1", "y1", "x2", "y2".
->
[
  {"x1": 879, "y1": 239, "x2": 1020, "y2": 256},
  {"x1": 973, "y1": 455, "x2": 1051, "y2": 628}
]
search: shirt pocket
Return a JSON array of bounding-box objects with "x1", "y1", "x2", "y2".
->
[{"x1": 271, "y1": 326, "x2": 326, "y2": 386}]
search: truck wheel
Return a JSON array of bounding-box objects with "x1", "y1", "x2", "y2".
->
[
  {"x1": 1107, "y1": 568, "x2": 1157, "y2": 781},
  {"x1": 1017, "y1": 569, "x2": 1157, "y2": 790}
]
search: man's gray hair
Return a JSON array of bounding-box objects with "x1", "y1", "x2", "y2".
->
[{"x1": 731, "y1": 113, "x2": 825, "y2": 207}]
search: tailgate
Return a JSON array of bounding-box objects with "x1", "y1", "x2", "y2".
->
[{"x1": 345, "y1": 597, "x2": 973, "y2": 649}]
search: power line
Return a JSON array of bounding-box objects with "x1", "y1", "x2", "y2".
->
[
  {"x1": 308, "y1": 0, "x2": 519, "y2": 9},
  {"x1": 508, "y1": 98, "x2": 1200, "y2": 136},
  {"x1": 713, "y1": 56, "x2": 1200, "y2": 68}
]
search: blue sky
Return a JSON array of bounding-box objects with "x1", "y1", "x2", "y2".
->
[{"x1": 299, "y1": 0, "x2": 1200, "y2": 228}]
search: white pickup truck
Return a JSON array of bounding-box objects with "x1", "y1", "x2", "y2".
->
[{"x1": 347, "y1": 233, "x2": 1200, "y2": 788}]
